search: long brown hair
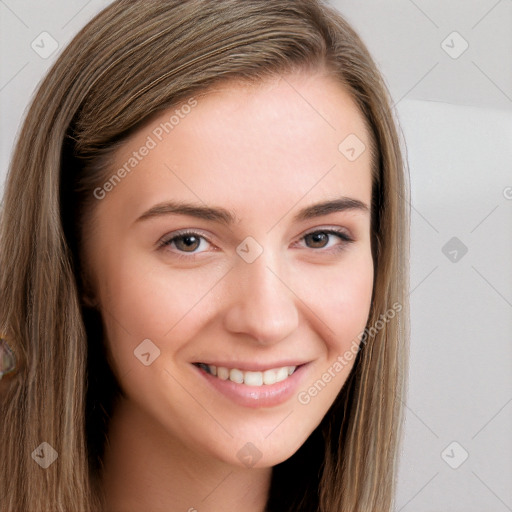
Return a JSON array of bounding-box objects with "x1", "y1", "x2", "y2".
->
[{"x1": 0, "y1": 1, "x2": 410, "y2": 510}]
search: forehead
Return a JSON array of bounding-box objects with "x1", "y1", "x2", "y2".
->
[{"x1": 98, "y1": 72, "x2": 374, "y2": 224}]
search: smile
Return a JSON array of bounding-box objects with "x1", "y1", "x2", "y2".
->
[{"x1": 195, "y1": 363, "x2": 297, "y2": 386}]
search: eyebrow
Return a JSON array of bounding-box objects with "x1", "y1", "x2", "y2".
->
[{"x1": 134, "y1": 197, "x2": 370, "y2": 226}]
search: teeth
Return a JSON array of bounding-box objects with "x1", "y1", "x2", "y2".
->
[
  {"x1": 275, "y1": 367, "x2": 288, "y2": 383},
  {"x1": 262, "y1": 369, "x2": 277, "y2": 385},
  {"x1": 199, "y1": 364, "x2": 297, "y2": 386},
  {"x1": 229, "y1": 368, "x2": 244, "y2": 384},
  {"x1": 217, "y1": 366, "x2": 229, "y2": 380},
  {"x1": 244, "y1": 371, "x2": 263, "y2": 386}
]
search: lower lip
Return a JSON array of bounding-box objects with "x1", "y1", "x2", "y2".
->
[{"x1": 193, "y1": 364, "x2": 309, "y2": 408}]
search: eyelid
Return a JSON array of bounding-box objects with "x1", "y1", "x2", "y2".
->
[
  {"x1": 301, "y1": 225, "x2": 353, "y2": 241},
  {"x1": 157, "y1": 228, "x2": 215, "y2": 251}
]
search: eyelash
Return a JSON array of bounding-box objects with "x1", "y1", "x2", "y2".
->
[{"x1": 157, "y1": 228, "x2": 354, "y2": 261}]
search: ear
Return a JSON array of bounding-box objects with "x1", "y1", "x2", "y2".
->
[
  {"x1": 81, "y1": 291, "x2": 99, "y2": 309},
  {"x1": 78, "y1": 266, "x2": 100, "y2": 309}
]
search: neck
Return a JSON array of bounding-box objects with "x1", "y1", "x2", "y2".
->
[{"x1": 99, "y1": 396, "x2": 272, "y2": 512}]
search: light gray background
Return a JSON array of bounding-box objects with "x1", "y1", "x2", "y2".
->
[{"x1": 1, "y1": 1, "x2": 511, "y2": 511}]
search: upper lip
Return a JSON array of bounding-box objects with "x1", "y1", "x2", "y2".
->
[{"x1": 193, "y1": 360, "x2": 310, "y2": 372}]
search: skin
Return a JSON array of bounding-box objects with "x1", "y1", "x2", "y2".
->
[{"x1": 82, "y1": 70, "x2": 375, "y2": 512}]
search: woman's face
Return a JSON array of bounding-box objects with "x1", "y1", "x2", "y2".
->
[{"x1": 82, "y1": 71, "x2": 374, "y2": 468}]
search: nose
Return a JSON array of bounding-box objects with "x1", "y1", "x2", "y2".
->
[{"x1": 222, "y1": 250, "x2": 299, "y2": 346}]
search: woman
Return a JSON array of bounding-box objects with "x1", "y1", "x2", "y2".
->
[{"x1": 0, "y1": 1, "x2": 410, "y2": 510}]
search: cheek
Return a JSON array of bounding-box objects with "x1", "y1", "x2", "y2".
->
[
  {"x1": 293, "y1": 251, "x2": 374, "y2": 424},
  {"x1": 97, "y1": 251, "x2": 227, "y2": 360},
  {"x1": 306, "y1": 250, "x2": 374, "y2": 352},
  {"x1": 339, "y1": 255, "x2": 374, "y2": 331}
]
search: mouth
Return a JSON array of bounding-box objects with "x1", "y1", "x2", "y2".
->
[
  {"x1": 193, "y1": 362, "x2": 301, "y2": 387},
  {"x1": 192, "y1": 360, "x2": 310, "y2": 408}
]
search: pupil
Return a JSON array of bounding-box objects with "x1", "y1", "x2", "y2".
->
[
  {"x1": 178, "y1": 235, "x2": 199, "y2": 251},
  {"x1": 309, "y1": 232, "x2": 327, "y2": 248}
]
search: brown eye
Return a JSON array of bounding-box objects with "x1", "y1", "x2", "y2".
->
[
  {"x1": 304, "y1": 231, "x2": 330, "y2": 249},
  {"x1": 158, "y1": 231, "x2": 211, "y2": 257},
  {"x1": 302, "y1": 229, "x2": 353, "y2": 251},
  {"x1": 173, "y1": 234, "x2": 201, "y2": 252}
]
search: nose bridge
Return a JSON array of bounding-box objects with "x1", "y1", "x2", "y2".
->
[{"x1": 223, "y1": 247, "x2": 299, "y2": 345}]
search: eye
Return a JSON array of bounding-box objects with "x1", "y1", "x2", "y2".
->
[
  {"x1": 157, "y1": 230, "x2": 213, "y2": 260},
  {"x1": 298, "y1": 228, "x2": 354, "y2": 253},
  {"x1": 157, "y1": 227, "x2": 354, "y2": 260}
]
